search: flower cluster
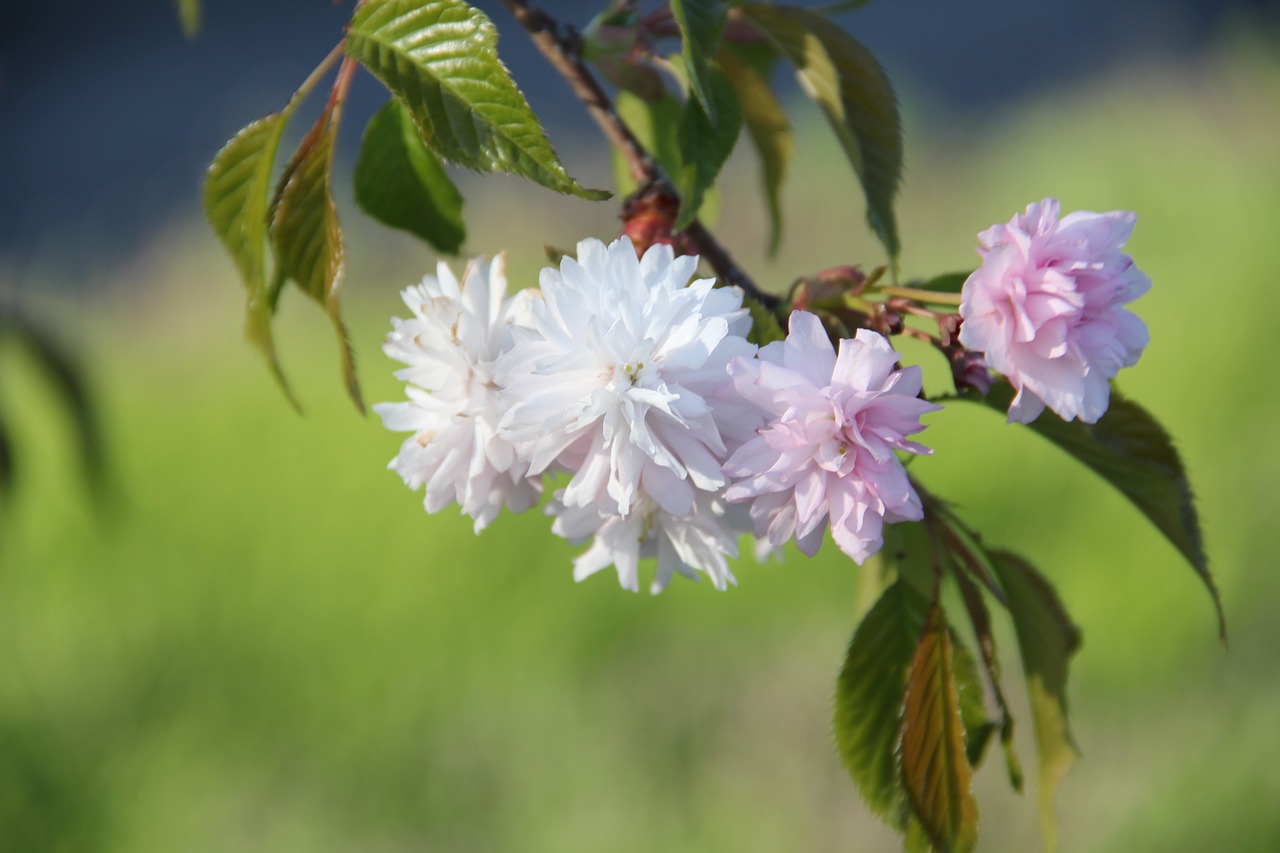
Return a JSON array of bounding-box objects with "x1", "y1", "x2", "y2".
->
[
  {"x1": 377, "y1": 237, "x2": 938, "y2": 592},
  {"x1": 959, "y1": 198, "x2": 1151, "y2": 424},
  {"x1": 378, "y1": 200, "x2": 1149, "y2": 591}
]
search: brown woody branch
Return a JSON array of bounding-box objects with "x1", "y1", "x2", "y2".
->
[{"x1": 499, "y1": 0, "x2": 781, "y2": 311}]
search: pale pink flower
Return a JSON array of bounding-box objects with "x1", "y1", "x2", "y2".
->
[
  {"x1": 958, "y1": 198, "x2": 1151, "y2": 423},
  {"x1": 722, "y1": 312, "x2": 939, "y2": 563},
  {"x1": 374, "y1": 255, "x2": 539, "y2": 532}
]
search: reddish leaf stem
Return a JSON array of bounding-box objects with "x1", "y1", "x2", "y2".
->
[{"x1": 498, "y1": 0, "x2": 780, "y2": 310}]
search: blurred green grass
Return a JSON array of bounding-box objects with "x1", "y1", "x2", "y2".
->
[{"x1": 2, "y1": 37, "x2": 1279, "y2": 852}]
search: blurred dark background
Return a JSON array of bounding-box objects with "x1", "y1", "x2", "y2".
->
[{"x1": 0, "y1": 0, "x2": 1272, "y2": 272}]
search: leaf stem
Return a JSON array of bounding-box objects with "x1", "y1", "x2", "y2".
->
[
  {"x1": 876, "y1": 285, "x2": 963, "y2": 306},
  {"x1": 498, "y1": 0, "x2": 780, "y2": 310}
]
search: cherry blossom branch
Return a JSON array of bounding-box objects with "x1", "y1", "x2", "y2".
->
[{"x1": 498, "y1": 0, "x2": 781, "y2": 311}]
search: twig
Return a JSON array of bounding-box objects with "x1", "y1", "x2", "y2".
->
[{"x1": 499, "y1": 0, "x2": 780, "y2": 311}]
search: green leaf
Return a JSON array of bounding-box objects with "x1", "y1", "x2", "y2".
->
[
  {"x1": 988, "y1": 550, "x2": 1080, "y2": 853},
  {"x1": 270, "y1": 115, "x2": 363, "y2": 412},
  {"x1": 744, "y1": 295, "x2": 786, "y2": 346},
  {"x1": 612, "y1": 90, "x2": 684, "y2": 196},
  {"x1": 973, "y1": 381, "x2": 1224, "y2": 640},
  {"x1": 0, "y1": 416, "x2": 12, "y2": 499},
  {"x1": 739, "y1": 3, "x2": 903, "y2": 259},
  {"x1": 346, "y1": 0, "x2": 609, "y2": 200},
  {"x1": 833, "y1": 578, "x2": 930, "y2": 826},
  {"x1": 675, "y1": 63, "x2": 743, "y2": 230},
  {"x1": 912, "y1": 272, "x2": 971, "y2": 294},
  {"x1": 355, "y1": 99, "x2": 466, "y2": 254},
  {"x1": 204, "y1": 113, "x2": 299, "y2": 407},
  {"x1": 950, "y1": 631, "x2": 996, "y2": 770},
  {"x1": 175, "y1": 0, "x2": 200, "y2": 37},
  {"x1": 671, "y1": 0, "x2": 727, "y2": 123},
  {"x1": 900, "y1": 602, "x2": 979, "y2": 853},
  {"x1": 719, "y1": 46, "x2": 792, "y2": 255}
]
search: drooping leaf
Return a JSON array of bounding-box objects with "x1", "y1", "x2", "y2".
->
[
  {"x1": 900, "y1": 602, "x2": 979, "y2": 853},
  {"x1": 950, "y1": 630, "x2": 996, "y2": 771},
  {"x1": 612, "y1": 90, "x2": 684, "y2": 196},
  {"x1": 719, "y1": 46, "x2": 792, "y2": 255},
  {"x1": 833, "y1": 578, "x2": 930, "y2": 826},
  {"x1": 675, "y1": 63, "x2": 742, "y2": 230},
  {"x1": 950, "y1": 560, "x2": 1024, "y2": 792},
  {"x1": 355, "y1": 99, "x2": 466, "y2": 254},
  {"x1": 671, "y1": 0, "x2": 727, "y2": 123},
  {"x1": 739, "y1": 3, "x2": 903, "y2": 259},
  {"x1": 270, "y1": 114, "x2": 363, "y2": 412},
  {"x1": 175, "y1": 0, "x2": 201, "y2": 37},
  {"x1": 204, "y1": 113, "x2": 299, "y2": 406},
  {"x1": 972, "y1": 380, "x2": 1224, "y2": 639},
  {"x1": 346, "y1": 0, "x2": 609, "y2": 200},
  {"x1": 988, "y1": 550, "x2": 1080, "y2": 852}
]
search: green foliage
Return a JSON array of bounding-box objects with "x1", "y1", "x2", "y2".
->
[
  {"x1": 989, "y1": 550, "x2": 1081, "y2": 852},
  {"x1": 174, "y1": 0, "x2": 200, "y2": 37},
  {"x1": 744, "y1": 296, "x2": 786, "y2": 346},
  {"x1": 270, "y1": 113, "x2": 363, "y2": 412},
  {"x1": 612, "y1": 90, "x2": 685, "y2": 196},
  {"x1": 345, "y1": 0, "x2": 608, "y2": 200},
  {"x1": 739, "y1": 3, "x2": 903, "y2": 259},
  {"x1": 971, "y1": 381, "x2": 1224, "y2": 639},
  {"x1": 675, "y1": 64, "x2": 743, "y2": 230},
  {"x1": 720, "y1": 46, "x2": 792, "y2": 255},
  {"x1": 901, "y1": 603, "x2": 979, "y2": 853},
  {"x1": 671, "y1": 0, "x2": 728, "y2": 124},
  {"x1": 834, "y1": 578, "x2": 930, "y2": 825},
  {"x1": 355, "y1": 99, "x2": 466, "y2": 254},
  {"x1": 912, "y1": 271, "x2": 971, "y2": 294}
]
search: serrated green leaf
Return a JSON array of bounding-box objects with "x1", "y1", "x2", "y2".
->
[
  {"x1": 675, "y1": 63, "x2": 742, "y2": 230},
  {"x1": 950, "y1": 631, "x2": 996, "y2": 771},
  {"x1": 270, "y1": 116, "x2": 363, "y2": 412},
  {"x1": 739, "y1": 3, "x2": 903, "y2": 259},
  {"x1": 720, "y1": 46, "x2": 792, "y2": 255},
  {"x1": 355, "y1": 99, "x2": 466, "y2": 254},
  {"x1": 988, "y1": 550, "x2": 1080, "y2": 853},
  {"x1": 346, "y1": 0, "x2": 609, "y2": 200},
  {"x1": 834, "y1": 578, "x2": 930, "y2": 826},
  {"x1": 204, "y1": 113, "x2": 299, "y2": 407},
  {"x1": 175, "y1": 0, "x2": 200, "y2": 37},
  {"x1": 671, "y1": 0, "x2": 727, "y2": 123},
  {"x1": 901, "y1": 602, "x2": 979, "y2": 853},
  {"x1": 972, "y1": 381, "x2": 1224, "y2": 639}
]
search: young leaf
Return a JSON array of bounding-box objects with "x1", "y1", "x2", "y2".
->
[
  {"x1": 738, "y1": 4, "x2": 903, "y2": 259},
  {"x1": 972, "y1": 381, "x2": 1224, "y2": 639},
  {"x1": 204, "y1": 113, "x2": 299, "y2": 405},
  {"x1": 675, "y1": 63, "x2": 743, "y2": 231},
  {"x1": 270, "y1": 115, "x2": 363, "y2": 412},
  {"x1": 900, "y1": 603, "x2": 980, "y2": 853},
  {"x1": 913, "y1": 271, "x2": 971, "y2": 294},
  {"x1": 175, "y1": 0, "x2": 201, "y2": 37},
  {"x1": 346, "y1": 0, "x2": 609, "y2": 200},
  {"x1": 988, "y1": 550, "x2": 1081, "y2": 852},
  {"x1": 719, "y1": 47, "x2": 792, "y2": 255},
  {"x1": 744, "y1": 295, "x2": 786, "y2": 346},
  {"x1": 612, "y1": 90, "x2": 685, "y2": 196},
  {"x1": 833, "y1": 578, "x2": 930, "y2": 826},
  {"x1": 355, "y1": 99, "x2": 466, "y2": 254},
  {"x1": 671, "y1": 0, "x2": 727, "y2": 124}
]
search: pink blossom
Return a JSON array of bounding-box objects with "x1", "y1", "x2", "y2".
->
[
  {"x1": 958, "y1": 198, "x2": 1151, "y2": 423},
  {"x1": 722, "y1": 311, "x2": 939, "y2": 564}
]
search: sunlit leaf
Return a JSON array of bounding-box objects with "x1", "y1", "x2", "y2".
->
[
  {"x1": 355, "y1": 99, "x2": 466, "y2": 254},
  {"x1": 612, "y1": 90, "x2": 684, "y2": 196},
  {"x1": 175, "y1": 0, "x2": 200, "y2": 37},
  {"x1": 901, "y1": 602, "x2": 979, "y2": 853},
  {"x1": 950, "y1": 630, "x2": 996, "y2": 770},
  {"x1": 988, "y1": 550, "x2": 1081, "y2": 852},
  {"x1": 675, "y1": 63, "x2": 743, "y2": 230},
  {"x1": 913, "y1": 271, "x2": 971, "y2": 294},
  {"x1": 270, "y1": 114, "x2": 363, "y2": 412},
  {"x1": 720, "y1": 46, "x2": 792, "y2": 255},
  {"x1": 972, "y1": 381, "x2": 1224, "y2": 639},
  {"x1": 739, "y1": 3, "x2": 903, "y2": 258},
  {"x1": 671, "y1": 0, "x2": 727, "y2": 123},
  {"x1": 744, "y1": 295, "x2": 786, "y2": 346},
  {"x1": 204, "y1": 113, "x2": 299, "y2": 406},
  {"x1": 833, "y1": 578, "x2": 930, "y2": 826},
  {"x1": 346, "y1": 0, "x2": 609, "y2": 200}
]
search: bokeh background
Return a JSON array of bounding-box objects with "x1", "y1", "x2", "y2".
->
[{"x1": 2, "y1": 2, "x2": 1279, "y2": 850}]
